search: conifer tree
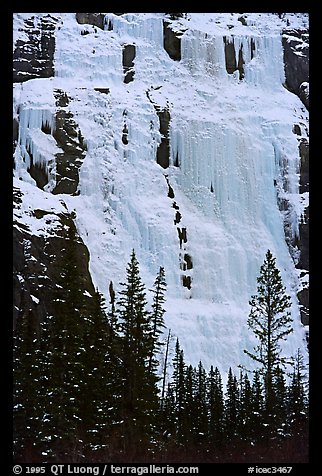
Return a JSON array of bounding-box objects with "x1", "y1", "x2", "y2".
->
[
  {"x1": 224, "y1": 368, "x2": 240, "y2": 441},
  {"x1": 251, "y1": 370, "x2": 264, "y2": 440},
  {"x1": 117, "y1": 250, "x2": 159, "y2": 451},
  {"x1": 82, "y1": 290, "x2": 118, "y2": 453},
  {"x1": 272, "y1": 366, "x2": 288, "y2": 437},
  {"x1": 161, "y1": 329, "x2": 172, "y2": 409},
  {"x1": 148, "y1": 267, "x2": 167, "y2": 375},
  {"x1": 161, "y1": 382, "x2": 176, "y2": 438},
  {"x1": 288, "y1": 349, "x2": 308, "y2": 435},
  {"x1": 183, "y1": 364, "x2": 196, "y2": 445},
  {"x1": 243, "y1": 250, "x2": 293, "y2": 418},
  {"x1": 172, "y1": 338, "x2": 187, "y2": 444},
  {"x1": 36, "y1": 224, "x2": 89, "y2": 459},
  {"x1": 13, "y1": 311, "x2": 41, "y2": 460},
  {"x1": 238, "y1": 372, "x2": 253, "y2": 441},
  {"x1": 194, "y1": 361, "x2": 208, "y2": 445},
  {"x1": 207, "y1": 365, "x2": 224, "y2": 446}
]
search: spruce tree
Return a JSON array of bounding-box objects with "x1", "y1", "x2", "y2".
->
[
  {"x1": 161, "y1": 383, "x2": 176, "y2": 439},
  {"x1": 288, "y1": 349, "x2": 308, "y2": 435},
  {"x1": 82, "y1": 290, "x2": 117, "y2": 453},
  {"x1": 161, "y1": 329, "x2": 172, "y2": 409},
  {"x1": 183, "y1": 364, "x2": 196, "y2": 445},
  {"x1": 194, "y1": 361, "x2": 208, "y2": 445},
  {"x1": 243, "y1": 250, "x2": 293, "y2": 418},
  {"x1": 224, "y1": 368, "x2": 240, "y2": 442},
  {"x1": 207, "y1": 366, "x2": 224, "y2": 446},
  {"x1": 251, "y1": 370, "x2": 264, "y2": 440},
  {"x1": 238, "y1": 372, "x2": 253, "y2": 441},
  {"x1": 148, "y1": 267, "x2": 167, "y2": 375},
  {"x1": 117, "y1": 250, "x2": 159, "y2": 452},
  {"x1": 13, "y1": 311, "x2": 41, "y2": 461},
  {"x1": 36, "y1": 224, "x2": 89, "y2": 459},
  {"x1": 272, "y1": 366, "x2": 288, "y2": 437},
  {"x1": 172, "y1": 338, "x2": 187, "y2": 444}
]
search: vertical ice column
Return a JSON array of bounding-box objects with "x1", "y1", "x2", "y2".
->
[
  {"x1": 262, "y1": 120, "x2": 301, "y2": 251},
  {"x1": 181, "y1": 30, "x2": 227, "y2": 80},
  {"x1": 14, "y1": 106, "x2": 60, "y2": 192},
  {"x1": 104, "y1": 14, "x2": 164, "y2": 48},
  {"x1": 243, "y1": 34, "x2": 285, "y2": 88},
  {"x1": 17, "y1": 107, "x2": 55, "y2": 168}
]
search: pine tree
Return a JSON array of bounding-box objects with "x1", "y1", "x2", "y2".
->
[
  {"x1": 207, "y1": 366, "x2": 224, "y2": 446},
  {"x1": 243, "y1": 250, "x2": 293, "y2": 418},
  {"x1": 117, "y1": 250, "x2": 159, "y2": 452}
]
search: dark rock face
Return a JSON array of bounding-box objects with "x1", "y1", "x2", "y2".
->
[
  {"x1": 296, "y1": 138, "x2": 309, "y2": 325},
  {"x1": 75, "y1": 13, "x2": 105, "y2": 30},
  {"x1": 13, "y1": 189, "x2": 95, "y2": 331},
  {"x1": 282, "y1": 29, "x2": 309, "y2": 109},
  {"x1": 297, "y1": 286, "x2": 309, "y2": 326},
  {"x1": 94, "y1": 87, "x2": 110, "y2": 94},
  {"x1": 146, "y1": 90, "x2": 171, "y2": 169},
  {"x1": 224, "y1": 38, "x2": 237, "y2": 73},
  {"x1": 163, "y1": 21, "x2": 181, "y2": 61},
  {"x1": 223, "y1": 37, "x2": 245, "y2": 80},
  {"x1": 122, "y1": 44, "x2": 136, "y2": 83},
  {"x1": 279, "y1": 29, "x2": 309, "y2": 326},
  {"x1": 182, "y1": 275, "x2": 191, "y2": 290},
  {"x1": 299, "y1": 139, "x2": 309, "y2": 194},
  {"x1": 52, "y1": 90, "x2": 87, "y2": 195},
  {"x1": 156, "y1": 108, "x2": 171, "y2": 169},
  {"x1": 13, "y1": 14, "x2": 58, "y2": 83}
]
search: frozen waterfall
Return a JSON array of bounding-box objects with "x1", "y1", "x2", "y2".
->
[{"x1": 13, "y1": 13, "x2": 308, "y2": 374}]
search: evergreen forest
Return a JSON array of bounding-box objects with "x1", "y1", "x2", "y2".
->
[{"x1": 13, "y1": 245, "x2": 309, "y2": 463}]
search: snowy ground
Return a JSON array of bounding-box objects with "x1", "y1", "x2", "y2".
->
[{"x1": 13, "y1": 13, "x2": 309, "y2": 376}]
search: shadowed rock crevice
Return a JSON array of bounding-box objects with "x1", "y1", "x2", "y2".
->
[
  {"x1": 164, "y1": 176, "x2": 193, "y2": 292},
  {"x1": 156, "y1": 108, "x2": 171, "y2": 168},
  {"x1": 123, "y1": 44, "x2": 136, "y2": 83}
]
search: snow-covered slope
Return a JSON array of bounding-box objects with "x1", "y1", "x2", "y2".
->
[{"x1": 13, "y1": 13, "x2": 309, "y2": 374}]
